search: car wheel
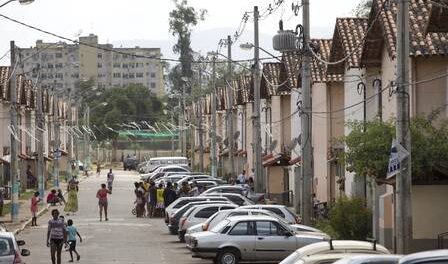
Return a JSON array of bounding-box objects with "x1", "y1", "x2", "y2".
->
[{"x1": 218, "y1": 248, "x2": 240, "y2": 264}]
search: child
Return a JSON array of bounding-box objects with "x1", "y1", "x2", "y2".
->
[
  {"x1": 66, "y1": 219, "x2": 82, "y2": 262},
  {"x1": 57, "y1": 189, "x2": 66, "y2": 205},
  {"x1": 30, "y1": 192, "x2": 40, "y2": 226}
]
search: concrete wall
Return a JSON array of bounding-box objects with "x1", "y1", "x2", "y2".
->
[
  {"x1": 312, "y1": 82, "x2": 330, "y2": 202},
  {"x1": 245, "y1": 103, "x2": 254, "y2": 173},
  {"x1": 380, "y1": 45, "x2": 397, "y2": 120},
  {"x1": 412, "y1": 184, "x2": 448, "y2": 251},
  {"x1": 79, "y1": 34, "x2": 99, "y2": 83},
  {"x1": 271, "y1": 96, "x2": 282, "y2": 153}
]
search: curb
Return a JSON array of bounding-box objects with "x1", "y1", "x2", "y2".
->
[{"x1": 13, "y1": 174, "x2": 89, "y2": 235}]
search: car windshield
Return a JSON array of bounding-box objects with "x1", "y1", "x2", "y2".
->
[{"x1": 210, "y1": 219, "x2": 230, "y2": 233}]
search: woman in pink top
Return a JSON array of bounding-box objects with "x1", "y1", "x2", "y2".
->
[
  {"x1": 30, "y1": 191, "x2": 41, "y2": 226},
  {"x1": 96, "y1": 184, "x2": 111, "y2": 221}
]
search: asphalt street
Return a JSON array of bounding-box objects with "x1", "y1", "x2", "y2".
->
[{"x1": 17, "y1": 169, "x2": 209, "y2": 264}]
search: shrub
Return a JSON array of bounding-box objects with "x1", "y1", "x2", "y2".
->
[{"x1": 326, "y1": 196, "x2": 372, "y2": 240}]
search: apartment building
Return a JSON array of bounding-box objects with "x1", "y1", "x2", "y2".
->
[{"x1": 18, "y1": 34, "x2": 165, "y2": 97}]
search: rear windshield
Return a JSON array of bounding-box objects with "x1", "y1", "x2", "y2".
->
[
  {"x1": 174, "y1": 199, "x2": 205, "y2": 208},
  {"x1": 211, "y1": 219, "x2": 230, "y2": 233}
]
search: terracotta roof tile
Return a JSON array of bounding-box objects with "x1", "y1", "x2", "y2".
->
[
  {"x1": 261, "y1": 62, "x2": 285, "y2": 96},
  {"x1": 327, "y1": 18, "x2": 369, "y2": 73},
  {"x1": 362, "y1": 0, "x2": 448, "y2": 65},
  {"x1": 310, "y1": 39, "x2": 343, "y2": 82}
]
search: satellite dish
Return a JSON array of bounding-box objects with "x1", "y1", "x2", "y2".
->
[
  {"x1": 297, "y1": 134, "x2": 302, "y2": 145},
  {"x1": 233, "y1": 131, "x2": 240, "y2": 140},
  {"x1": 269, "y1": 140, "x2": 278, "y2": 152},
  {"x1": 223, "y1": 137, "x2": 229, "y2": 146},
  {"x1": 216, "y1": 135, "x2": 223, "y2": 143}
]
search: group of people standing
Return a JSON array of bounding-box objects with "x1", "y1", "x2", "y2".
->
[{"x1": 133, "y1": 180, "x2": 177, "y2": 218}]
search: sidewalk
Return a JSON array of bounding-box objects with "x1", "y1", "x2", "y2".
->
[{"x1": 0, "y1": 173, "x2": 89, "y2": 234}]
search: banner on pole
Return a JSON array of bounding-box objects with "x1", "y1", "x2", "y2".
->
[{"x1": 386, "y1": 139, "x2": 410, "y2": 179}]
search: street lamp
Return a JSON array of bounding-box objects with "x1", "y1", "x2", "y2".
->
[
  {"x1": 83, "y1": 101, "x2": 108, "y2": 171},
  {"x1": 0, "y1": 0, "x2": 33, "y2": 8},
  {"x1": 239, "y1": 43, "x2": 283, "y2": 62}
]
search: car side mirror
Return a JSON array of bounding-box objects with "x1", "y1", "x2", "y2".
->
[
  {"x1": 16, "y1": 240, "x2": 25, "y2": 246},
  {"x1": 21, "y1": 249, "x2": 30, "y2": 256}
]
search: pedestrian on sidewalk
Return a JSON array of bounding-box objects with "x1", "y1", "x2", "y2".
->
[
  {"x1": 64, "y1": 177, "x2": 79, "y2": 215},
  {"x1": 107, "y1": 169, "x2": 114, "y2": 194},
  {"x1": 96, "y1": 183, "x2": 111, "y2": 221},
  {"x1": 163, "y1": 182, "x2": 177, "y2": 208},
  {"x1": 66, "y1": 219, "x2": 82, "y2": 262},
  {"x1": 47, "y1": 189, "x2": 59, "y2": 206},
  {"x1": 30, "y1": 191, "x2": 40, "y2": 226},
  {"x1": 47, "y1": 209, "x2": 67, "y2": 264},
  {"x1": 57, "y1": 189, "x2": 66, "y2": 205},
  {"x1": 237, "y1": 170, "x2": 246, "y2": 184},
  {"x1": 147, "y1": 181, "x2": 156, "y2": 218}
]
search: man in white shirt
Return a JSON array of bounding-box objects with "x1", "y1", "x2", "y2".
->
[
  {"x1": 107, "y1": 169, "x2": 114, "y2": 193},
  {"x1": 237, "y1": 170, "x2": 246, "y2": 184}
]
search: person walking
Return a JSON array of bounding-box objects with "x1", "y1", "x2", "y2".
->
[
  {"x1": 47, "y1": 209, "x2": 66, "y2": 264},
  {"x1": 66, "y1": 219, "x2": 82, "y2": 262},
  {"x1": 96, "y1": 183, "x2": 111, "y2": 221},
  {"x1": 64, "y1": 177, "x2": 79, "y2": 215},
  {"x1": 30, "y1": 191, "x2": 40, "y2": 226},
  {"x1": 178, "y1": 181, "x2": 190, "y2": 197},
  {"x1": 106, "y1": 169, "x2": 114, "y2": 194},
  {"x1": 163, "y1": 182, "x2": 177, "y2": 208}
]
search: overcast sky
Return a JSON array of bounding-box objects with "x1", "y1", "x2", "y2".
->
[{"x1": 0, "y1": 0, "x2": 361, "y2": 65}]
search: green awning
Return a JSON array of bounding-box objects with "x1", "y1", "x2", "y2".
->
[{"x1": 118, "y1": 130, "x2": 178, "y2": 139}]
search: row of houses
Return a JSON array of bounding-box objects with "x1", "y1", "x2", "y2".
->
[
  {"x1": 190, "y1": 0, "x2": 448, "y2": 252},
  {"x1": 0, "y1": 66, "x2": 77, "y2": 192}
]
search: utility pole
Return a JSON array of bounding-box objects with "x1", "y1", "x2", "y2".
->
[
  {"x1": 198, "y1": 66, "x2": 204, "y2": 172},
  {"x1": 36, "y1": 80, "x2": 45, "y2": 201},
  {"x1": 210, "y1": 56, "x2": 218, "y2": 178},
  {"x1": 300, "y1": 0, "x2": 313, "y2": 225},
  {"x1": 227, "y1": 35, "x2": 235, "y2": 178},
  {"x1": 171, "y1": 113, "x2": 175, "y2": 156},
  {"x1": 67, "y1": 92, "x2": 73, "y2": 180},
  {"x1": 395, "y1": 0, "x2": 412, "y2": 254},
  {"x1": 53, "y1": 93, "x2": 60, "y2": 188},
  {"x1": 9, "y1": 41, "x2": 19, "y2": 223},
  {"x1": 83, "y1": 107, "x2": 88, "y2": 172},
  {"x1": 253, "y1": 6, "x2": 264, "y2": 193}
]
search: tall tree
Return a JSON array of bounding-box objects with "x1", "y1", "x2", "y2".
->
[
  {"x1": 353, "y1": 0, "x2": 373, "y2": 18},
  {"x1": 168, "y1": 0, "x2": 207, "y2": 93}
]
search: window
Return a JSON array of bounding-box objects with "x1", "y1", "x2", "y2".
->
[
  {"x1": 98, "y1": 63, "x2": 102, "y2": 68},
  {"x1": 55, "y1": 53, "x2": 62, "y2": 58},
  {"x1": 128, "y1": 73, "x2": 135, "y2": 78},
  {"x1": 98, "y1": 53, "x2": 103, "y2": 59},
  {"x1": 122, "y1": 64, "x2": 128, "y2": 68},
  {"x1": 47, "y1": 63, "x2": 54, "y2": 69},
  {"x1": 150, "y1": 82, "x2": 156, "y2": 89},
  {"x1": 228, "y1": 212, "x2": 248, "y2": 217},
  {"x1": 0, "y1": 238, "x2": 13, "y2": 256},
  {"x1": 113, "y1": 63, "x2": 121, "y2": 68},
  {"x1": 256, "y1": 221, "x2": 280, "y2": 236},
  {"x1": 136, "y1": 73, "x2": 144, "y2": 78},
  {"x1": 55, "y1": 63, "x2": 63, "y2": 68},
  {"x1": 229, "y1": 221, "x2": 255, "y2": 236},
  {"x1": 113, "y1": 73, "x2": 121, "y2": 78},
  {"x1": 150, "y1": 72, "x2": 156, "y2": 78},
  {"x1": 265, "y1": 208, "x2": 285, "y2": 218},
  {"x1": 55, "y1": 73, "x2": 63, "y2": 79},
  {"x1": 40, "y1": 73, "x2": 47, "y2": 79},
  {"x1": 225, "y1": 195, "x2": 243, "y2": 206},
  {"x1": 194, "y1": 207, "x2": 219, "y2": 218},
  {"x1": 122, "y1": 54, "x2": 128, "y2": 59},
  {"x1": 123, "y1": 74, "x2": 129, "y2": 79}
]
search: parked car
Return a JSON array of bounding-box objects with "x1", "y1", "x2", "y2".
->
[
  {"x1": 399, "y1": 250, "x2": 448, "y2": 264},
  {"x1": 175, "y1": 175, "x2": 215, "y2": 187},
  {"x1": 140, "y1": 165, "x2": 191, "y2": 181},
  {"x1": 168, "y1": 201, "x2": 233, "y2": 235},
  {"x1": 184, "y1": 208, "x2": 323, "y2": 245},
  {"x1": 0, "y1": 231, "x2": 30, "y2": 263},
  {"x1": 123, "y1": 157, "x2": 138, "y2": 171},
  {"x1": 178, "y1": 203, "x2": 239, "y2": 242},
  {"x1": 165, "y1": 197, "x2": 232, "y2": 224},
  {"x1": 201, "y1": 185, "x2": 265, "y2": 203},
  {"x1": 334, "y1": 254, "x2": 402, "y2": 264},
  {"x1": 188, "y1": 215, "x2": 326, "y2": 264},
  {"x1": 203, "y1": 193, "x2": 254, "y2": 206},
  {"x1": 188, "y1": 180, "x2": 219, "y2": 189},
  {"x1": 239, "y1": 204, "x2": 301, "y2": 224},
  {"x1": 280, "y1": 240, "x2": 390, "y2": 264}
]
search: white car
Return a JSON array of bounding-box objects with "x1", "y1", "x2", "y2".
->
[
  {"x1": 188, "y1": 215, "x2": 326, "y2": 264},
  {"x1": 334, "y1": 254, "x2": 402, "y2": 264},
  {"x1": 175, "y1": 175, "x2": 215, "y2": 187},
  {"x1": 280, "y1": 240, "x2": 390, "y2": 264},
  {"x1": 140, "y1": 165, "x2": 190, "y2": 181},
  {"x1": 399, "y1": 250, "x2": 448, "y2": 264},
  {"x1": 178, "y1": 203, "x2": 239, "y2": 242},
  {"x1": 239, "y1": 204, "x2": 301, "y2": 224},
  {"x1": 203, "y1": 193, "x2": 254, "y2": 206},
  {"x1": 0, "y1": 231, "x2": 30, "y2": 264}
]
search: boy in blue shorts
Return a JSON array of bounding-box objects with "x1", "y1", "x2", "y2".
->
[{"x1": 66, "y1": 219, "x2": 82, "y2": 262}]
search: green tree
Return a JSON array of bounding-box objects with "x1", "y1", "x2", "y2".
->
[
  {"x1": 340, "y1": 116, "x2": 448, "y2": 182},
  {"x1": 353, "y1": 0, "x2": 373, "y2": 18},
  {"x1": 169, "y1": 0, "x2": 207, "y2": 93}
]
